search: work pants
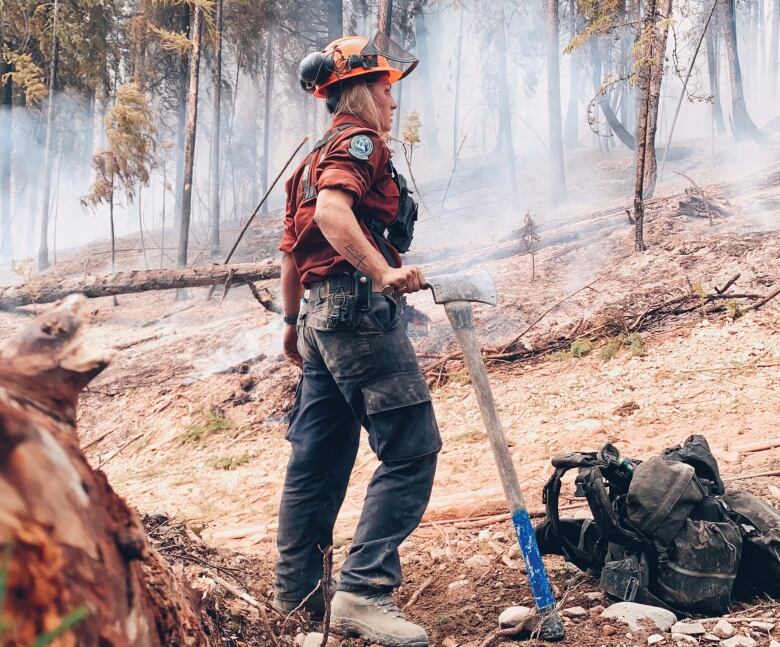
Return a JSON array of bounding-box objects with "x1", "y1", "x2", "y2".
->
[{"x1": 274, "y1": 282, "x2": 441, "y2": 602}]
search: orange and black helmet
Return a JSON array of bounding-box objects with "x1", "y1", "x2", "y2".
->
[{"x1": 298, "y1": 32, "x2": 419, "y2": 99}]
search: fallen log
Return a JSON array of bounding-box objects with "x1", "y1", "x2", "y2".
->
[
  {"x1": 0, "y1": 295, "x2": 210, "y2": 646},
  {"x1": 0, "y1": 260, "x2": 280, "y2": 310}
]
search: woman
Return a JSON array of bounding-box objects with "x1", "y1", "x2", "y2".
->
[{"x1": 274, "y1": 34, "x2": 440, "y2": 647}]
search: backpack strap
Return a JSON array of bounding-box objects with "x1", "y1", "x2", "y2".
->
[{"x1": 299, "y1": 123, "x2": 364, "y2": 202}]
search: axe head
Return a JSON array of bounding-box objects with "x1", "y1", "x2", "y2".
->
[{"x1": 426, "y1": 271, "x2": 497, "y2": 306}]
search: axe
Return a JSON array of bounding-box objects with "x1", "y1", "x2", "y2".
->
[{"x1": 426, "y1": 271, "x2": 565, "y2": 641}]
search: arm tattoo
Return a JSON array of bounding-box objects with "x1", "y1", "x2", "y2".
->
[{"x1": 345, "y1": 244, "x2": 367, "y2": 270}]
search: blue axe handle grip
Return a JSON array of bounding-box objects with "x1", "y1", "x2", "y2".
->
[{"x1": 511, "y1": 508, "x2": 556, "y2": 613}]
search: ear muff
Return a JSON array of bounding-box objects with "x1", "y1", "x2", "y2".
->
[{"x1": 298, "y1": 51, "x2": 334, "y2": 93}]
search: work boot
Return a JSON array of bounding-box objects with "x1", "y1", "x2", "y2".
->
[{"x1": 331, "y1": 590, "x2": 428, "y2": 646}]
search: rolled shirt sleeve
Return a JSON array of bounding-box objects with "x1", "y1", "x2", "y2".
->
[{"x1": 316, "y1": 131, "x2": 389, "y2": 206}]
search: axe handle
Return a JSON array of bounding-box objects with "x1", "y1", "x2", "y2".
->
[{"x1": 443, "y1": 301, "x2": 559, "y2": 617}]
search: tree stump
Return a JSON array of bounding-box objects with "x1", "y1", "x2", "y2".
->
[{"x1": 0, "y1": 294, "x2": 209, "y2": 646}]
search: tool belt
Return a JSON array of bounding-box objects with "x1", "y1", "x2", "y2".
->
[{"x1": 301, "y1": 272, "x2": 386, "y2": 331}]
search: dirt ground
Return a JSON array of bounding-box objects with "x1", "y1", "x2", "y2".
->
[{"x1": 1, "y1": 140, "x2": 780, "y2": 645}]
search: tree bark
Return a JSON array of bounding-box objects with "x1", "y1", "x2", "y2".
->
[
  {"x1": 177, "y1": 5, "x2": 203, "y2": 268},
  {"x1": 452, "y1": 5, "x2": 465, "y2": 160},
  {"x1": 209, "y1": 0, "x2": 223, "y2": 257},
  {"x1": 769, "y1": 0, "x2": 779, "y2": 97},
  {"x1": 0, "y1": 295, "x2": 209, "y2": 646},
  {"x1": 173, "y1": 4, "x2": 190, "y2": 233},
  {"x1": 564, "y1": 33, "x2": 581, "y2": 148},
  {"x1": 260, "y1": 32, "x2": 274, "y2": 216},
  {"x1": 326, "y1": 0, "x2": 343, "y2": 41},
  {"x1": 0, "y1": 260, "x2": 281, "y2": 310},
  {"x1": 495, "y1": 1, "x2": 517, "y2": 197},
  {"x1": 633, "y1": 0, "x2": 656, "y2": 252},
  {"x1": 378, "y1": 0, "x2": 393, "y2": 35},
  {"x1": 719, "y1": 0, "x2": 764, "y2": 141},
  {"x1": 0, "y1": 44, "x2": 12, "y2": 260},
  {"x1": 38, "y1": 0, "x2": 59, "y2": 270},
  {"x1": 641, "y1": 0, "x2": 673, "y2": 199},
  {"x1": 590, "y1": 37, "x2": 636, "y2": 150},
  {"x1": 546, "y1": 0, "x2": 567, "y2": 203},
  {"x1": 414, "y1": 6, "x2": 441, "y2": 154},
  {"x1": 706, "y1": 9, "x2": 726, "y2": 133}
]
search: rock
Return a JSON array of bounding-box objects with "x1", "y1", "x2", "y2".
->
[
  {"x1": 507, "y1": 543, "x2": 521, "y2": 558},
  {"x1": 464, "y1": 554, "x2": 491, "y2": 569},
  {"x1": 441, "y1": 638, "x2": 458, "y2": 647},
  {"x1": 601, "y1": 601, "x2": 677, "y2": 632},
  {"x1": 498, "y1": 606, "x2": 532, "y2": 629},
  {"x1": 492, "y1": 531, "x2": 509, "y2": 543},
  {"x1": 648, "y1": 634, "x2": 665, "y2": 645},
  {"x1": 584, "y1": 591, "x2": 605, "y2": 601},
  {"x1": 720, "y1": 637, "x2": 757, "y2": 647},
  {"x1": 447, "y1": 579, "x2": 469, "y2": 591},
  {"x1": 294, "y1": 633, "x2": 306, "y2": 647},
  {"x1": 601, "y1": 624, "x2": 618, "y2": 636},
  {"x1": 478, "y1": 529, "x2": 491, "y2": 541},
  {"x1": 748, "y1": 621, "x2": 774, "y2": 632},
  {"x1": 590, "y1": 605, "x2": 606, "y2": 615},
  {"x1": 672, "y1": 622, "x2": 706, "y2": 635},
  {"x1": 302, "y1": 633, "x2": 338, "y2": 647},
  {"x1": 671, "y1": 634, "x2": 698, "y2": 644},
  {"x1": 769, "y1": 641, "x2": 780, "y2": 647},
  {"x1": 701, "y1": 635, "x2": 720, "y2": 643},
  {"x1": 561, "y1": 606, "x2": 587, "y2": 618},
  {"x1": 713, "y1": 619, "x2": 736, "y2": 639}
]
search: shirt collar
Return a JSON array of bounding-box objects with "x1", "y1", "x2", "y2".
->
[{"x1": 331, "y1": 113, "x2": 376, "y2": 131}]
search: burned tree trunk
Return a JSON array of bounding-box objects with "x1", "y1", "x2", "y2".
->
[
  {"x1": 633, "y1": 0, "x2": 656, "y2": 252},
  {"x1": 705, "y1": 9, "x2": 726, "y2": 133},
  {"x1": 177, "y1": 5, "x2": 203, "y2": 268},
  {"x1": 641, "y1": 0, "x2": 673, "y2": 199},
  {"x1": 590, "y1": 36, "x2": 636, "y2": 150},
  {"x1": 208, "y1": 0, "x2": 223, "y2": 257},
  {"x1": 0, "y1": 295, "x2": 209, "y2": 646},
  {"x1": 546, "y1": 0, "x2": 567, "y2": 203},
  {"x1": 719, "y1": 0, "x2": 764, "y2": 141},
  {"x1": 0, "y1": 260, "x2": 281, "y2": 310},
  {"x1": 0, "y1": 45, "x2": 12, "y2": 260}
]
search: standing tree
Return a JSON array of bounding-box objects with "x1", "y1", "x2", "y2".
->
[
  {"x1": 705, "y1": 7, "x2": 726, "y2": 133},
  {"x1": 719, "y1": 0, "x2": 763, "y2": 141},
  {"x1": 0, "y1": 46, "x2": 12, "y2": 259},
  {"x1": 209, "y1": 0, "x2": 223, "y2": 255},
  {"x1": 82, "y1": 83, "x2": 156, "y2": 301},
  {"x1": 38, "y1": 0, "x2": 60, "y2": 270},
  {"x1": 547, "y1": 0, "x2": 567, "y2": 203},
  {"x1": 260, "y1": 32, "x2": 274, "y2": 215},
  {"x1": 177, "y1": 3, "x2": 204, "y2": 269},
  {"x1": 771, "y1": 0, "x2": 779, "y2": 97}
]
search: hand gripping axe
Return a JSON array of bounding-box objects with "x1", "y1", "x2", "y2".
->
[{"x1": 427, "y1": 271, "x2": 565, "y2": 641}]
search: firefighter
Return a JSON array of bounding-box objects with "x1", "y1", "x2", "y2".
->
[{"x1": 274, "y1": 33, "x2": 440, "y2": 646}]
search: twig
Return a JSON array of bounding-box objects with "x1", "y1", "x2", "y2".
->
[
  {"x1": 715, "y1": 273, "x2": 741, "y2": 294},
  {"x1": 82, "y1": 429, "x2": 116, "y2": 451},
  {"x1": 220, "y1": 268, "x2": 237, "y2": 305},
  {"x1": 436, "y1": 129, "x2": 470, "y2": 221},
  {"x1": 747, "y1": 286, "x2": 780, "y2": 312},
  {"x1": 280, "y1": 581, "x2": 322, "y2": 633},
  {"x1": 674, "y1": 170, "x2": 714, "y2": 226},
  {"x1": 500, "y1": 281, "x2": 599, "y2": 354},
  {"x1": 734, "y1": 437, "x2": 780, "y2": 454},
  {"x1": 247, "y1": 282, "x2": 282, "y2": 313},
  {"x1": 404, "y1": 575, "x2": 434, "y2": 610},
  {"x1": 97, "y1": 432, "x2": 144, "y2": 469},
  {"x1": 210, "y1": 573, "x2": 280, "y2": 647},
  {"x1": 726, "y1": 470, "x2": 780, "y2": 481},
  {"x1": 320, "y1": 546, "x2": 334, "y2": 647}
]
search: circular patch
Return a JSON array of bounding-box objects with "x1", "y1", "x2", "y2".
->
[{"x1": 348, "y1": 135, "x2": 374, "y2": 160}]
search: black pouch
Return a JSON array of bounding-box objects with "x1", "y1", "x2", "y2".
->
[{"x1": 386, "y1": 166, "x2": 418, "y2": 253}]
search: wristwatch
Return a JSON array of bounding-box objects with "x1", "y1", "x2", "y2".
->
[{"x1": 283, "y1": 314, "x2": 299, "y2": 325}]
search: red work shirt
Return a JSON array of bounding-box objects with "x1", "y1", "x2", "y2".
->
[{"x1": 279, "y1": 114, "x2": 401, "y2": 286}]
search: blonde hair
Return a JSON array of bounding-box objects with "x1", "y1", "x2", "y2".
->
[{"x1": 332, "y1": 76, "x2": 387, "y2": 133}]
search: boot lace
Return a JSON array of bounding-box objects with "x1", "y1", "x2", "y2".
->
[{"x1": 369, "y1": 593, "x2": 406, "y2": 618}]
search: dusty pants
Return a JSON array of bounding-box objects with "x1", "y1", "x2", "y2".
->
[{"x1": 274, "y1": 280, "x2": 441, "y2": 602}]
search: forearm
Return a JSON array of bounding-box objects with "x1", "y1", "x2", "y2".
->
[
  {"x1": 281, "y1": 253, "x2": 303, "y2": 317},
  {"x1": 315, "y1": 194, "x2": 390, "y2": 283}
]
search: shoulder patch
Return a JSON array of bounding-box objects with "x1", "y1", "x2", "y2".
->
[{"x1": 347, "y1": 134, "x2": 374, "y2": 160}]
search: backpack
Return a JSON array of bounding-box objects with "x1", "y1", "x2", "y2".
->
[{"x1": 537, "y1": 435, "x2": 779, "y2": 615}]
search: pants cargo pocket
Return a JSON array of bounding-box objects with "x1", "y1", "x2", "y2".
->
[{"x1": 361, "y1": 372, "x2": 442, "y2": 462}]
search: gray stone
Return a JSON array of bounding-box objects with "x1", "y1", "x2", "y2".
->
[
  {"x1": 672, "y1": 622, "x2": 706, "y2": 636},
  {"x1": 464, "y1": 554, "x2": 491, "y2": 569},
  {"x1": 769, "y1": 641, "x2": 780, "y2": 647},
  {"x1": 648, "y1": 634, "x2": 665, "y2": 645},
  {"x1": 498, "y1": 606, "x2": 532, "y2": 629},
  {"x1": 584, "y1": 591, "x2": 604, "y2": 601},
  {"x1": 701, "y1": 635, "x2": 720, "y2": 643},
  {"x1": 671, "y1": 634, "x2": 698, "y2": 644},
  {"x1": 302, "y1": 633, "x2": 338, "y2": 647},
  {"x1": 601, "y1": 601, "x2": 677, "y2": 632},
  {"x1": 748, "y1": 620, "x2": 774, "y2": 632},
  {"x1": 561, "y1": 606, "x2": 588, "y2": 618},
  {"x1": 713, "y1": 619, "x2": 736, "y2": 639},
  {"x1": 447, "y1": 579, "x2": 469, "y2": 591},
  {"x1": 720, "y1": 637, "x2": 757, "y2": 647}
]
